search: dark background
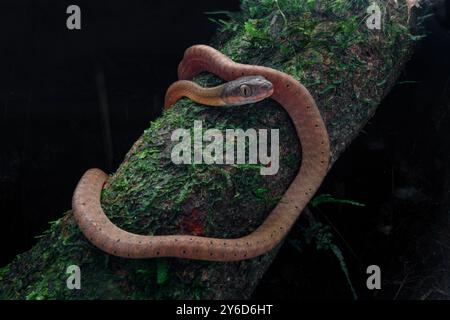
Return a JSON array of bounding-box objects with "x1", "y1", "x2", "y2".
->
[{"x1": 0, "y1": 0, "x2": 449, "y2": 299}]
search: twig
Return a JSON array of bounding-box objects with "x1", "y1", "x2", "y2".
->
[{"x1": 274, "y1": 0, "x2": 288, "y2": 30}]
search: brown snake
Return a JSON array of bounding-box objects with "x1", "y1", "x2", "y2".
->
[{"x1": 72, "y1": 44, "x2": 330, "y2": 261}]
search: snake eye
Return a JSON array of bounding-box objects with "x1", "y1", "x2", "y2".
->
[{"x1": 240, "y1": 84, "x2": 251, "y2": 97}]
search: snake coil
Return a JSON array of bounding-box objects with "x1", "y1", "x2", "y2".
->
[{"x1": 72, "y1": 45, "x2": 330, "y2": 261}]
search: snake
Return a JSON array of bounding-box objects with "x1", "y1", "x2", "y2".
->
[{"x1": 72, "y1": 44, "x2": 330, "y2": 261}]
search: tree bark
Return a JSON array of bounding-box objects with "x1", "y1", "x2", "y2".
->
[{"x1": 0, "y1": 0, "x2": 424, "y2": 299}]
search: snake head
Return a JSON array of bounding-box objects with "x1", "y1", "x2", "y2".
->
[{"x1": 221, "y1": 76, "x2": 274, "y2": 106}]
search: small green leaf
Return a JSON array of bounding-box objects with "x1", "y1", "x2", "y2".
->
[
  {"x1": 408, "y1": 34, "x2": 426, "y2": 41},
  {"x1": 0, "y1": 266, "x2": 10, "y2": 280},
  {"x1": 156, "y1": 260, "x2": 169, "y2": 285},
  {"x1": 135, "y1": 269, "x2": 152, "y2": 276},
  {"x1": 311, "y1": 194, "x2": 365, "y2": 208},
  {"x1": 254, "y1": 188, "x2": 269, "y2": 199},
  {"x1": 319, "y1": 84, "x2": 336, "y2": 94},
  {"x1": 396, "y1": 80, "x2": 420, "y2": 85},
  {"x1": 244, "y1": 19, "x2": 258, "y2": 37}
]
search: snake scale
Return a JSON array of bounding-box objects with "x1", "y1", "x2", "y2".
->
[{"x1": 72, "y1": 45, "x2": 330, "y2": 261}]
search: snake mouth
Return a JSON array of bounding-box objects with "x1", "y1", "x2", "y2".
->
[{"x1": 254, "y1": 84, "x2": 274, "y2": 100}]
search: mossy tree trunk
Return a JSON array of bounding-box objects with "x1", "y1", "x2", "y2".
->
[{"x1": 0, "y1": 0, "x2": 425, "y2": 299}]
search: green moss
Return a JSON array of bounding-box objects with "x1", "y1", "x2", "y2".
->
[
  {"x1": 25, "y1": 280, "x2": 49, "y2": 300},
  {"x1": 0, "y1": 265, "x2": 10, "y2": 281}
]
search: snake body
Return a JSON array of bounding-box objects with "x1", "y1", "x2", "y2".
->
[{"x1": 72, "y1": 45, "x2": 330, "y2": 261}]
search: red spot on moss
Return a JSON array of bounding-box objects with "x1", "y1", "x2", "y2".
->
[{"x1": 180, "y1": 207, "x2": 205, "y2": 236}]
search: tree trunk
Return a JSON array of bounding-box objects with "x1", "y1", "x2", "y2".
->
[{"x1": 0, "y1": 0, "x2": 424, "y2": 299}]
